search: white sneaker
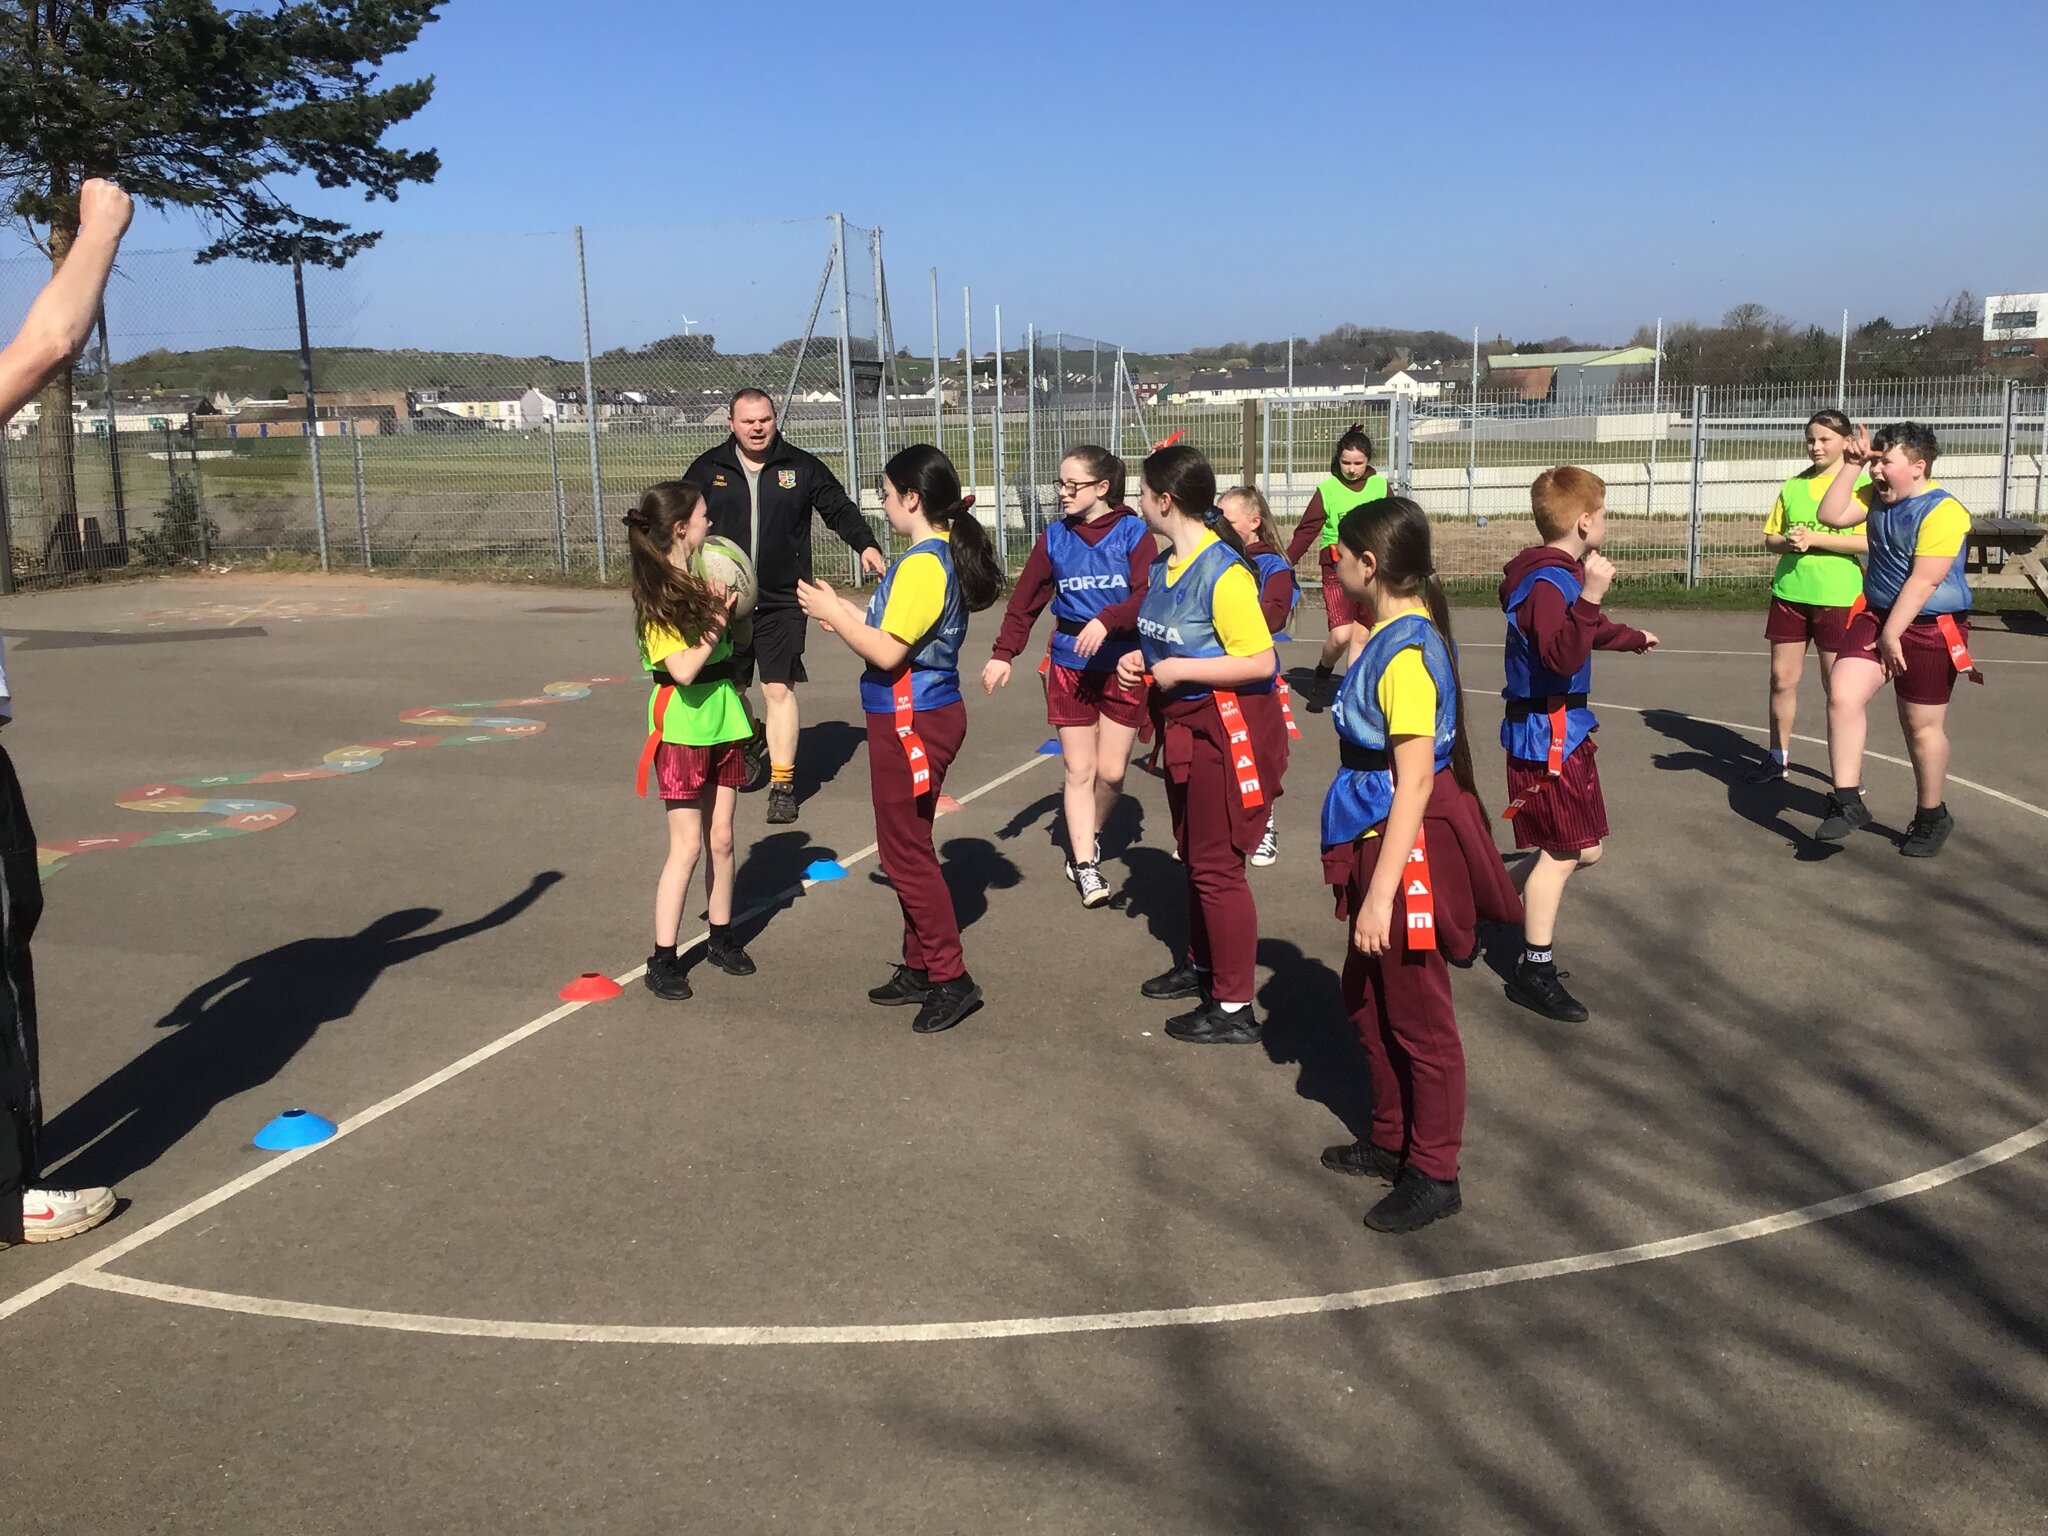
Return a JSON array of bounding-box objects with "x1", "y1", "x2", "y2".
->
[
  {"x1": 1063, "y1": 838, "x2": 1103, "y2": 884},
  {"x1": 18, "y1": 1186, "x2": 117, "y2": 1244},
  {"x1": 1250, "y1": 815, "x2": 1279, "y2": 868},
  {"x1": 1074, "y1": 862, "x2": 1111, "y2": 909}
]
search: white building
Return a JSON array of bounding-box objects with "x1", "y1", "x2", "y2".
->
[{"x1": 1983, "y1": 292, "x2": 2047, "y2": 363}]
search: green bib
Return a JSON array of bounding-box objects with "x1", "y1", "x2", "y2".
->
[
  {"x1": 1313, "y1": 473, "x2": 1390, "y2": 551},
  {"x1": 1770, "y1": 468, "x2": 1869, "y2": 607},
  {"x1": 638, "y1": 622, "x2": 752, "y2": 748}
]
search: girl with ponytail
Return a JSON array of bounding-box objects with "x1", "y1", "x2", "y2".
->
[
  {"x1": 796, "y1": 444, "x2": 997, "y2": 1035},
  {"x1": 1116, "y1": 443, "x2": 1291, "y2": 1047},
  {"x1": 1315, "y1": 495, "x2": 1520, "y2": 1235},
  {"x1": 1285, "y1": 423, "x2": 1389, "y2": 711},
  {"x1": 625, "y1": 481, "x2": 758, "y2": 1001}
]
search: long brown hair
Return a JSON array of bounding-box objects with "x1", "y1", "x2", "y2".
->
[
  {"x1": 1336, "y1": 495, "x2": 1475, "y2": 795},
  {"x1": 625, "y1": 481, "x2": 726, "y2": 645}
]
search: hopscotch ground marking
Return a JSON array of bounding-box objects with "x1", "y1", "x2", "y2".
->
[
  {"x1": 8, "y1": 705, "x2": 2045, "y2": 1345},
  {"x1": 63, "y1": 1116, "x2": 2048, "y2": 1345},
  {"x1": 0, "y1": 748, "x2": 1056, "y2": 1327}
]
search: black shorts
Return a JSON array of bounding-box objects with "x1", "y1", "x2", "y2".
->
[{"x1": 733, "y1": 601, "x2": 808, "y2": 689}]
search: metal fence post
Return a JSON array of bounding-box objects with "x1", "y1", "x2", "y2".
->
[
  {"x1": 1997, "y1": 378, "x2": 2017, "y2": 519},
  {"x1": 574, "y1": 226, "x2": 608, "y2": 579},
  {"x1": 993, "y1": 305, "x2": 1008, "y2": 574},
  {"x1": 1025, "y1": 325, "x2": 1039, "y2": 542},
  {"x1": 1240, "y1": 399, "x2": 1258, "y2": 488},
  {"x1": 546, "y1": 409, "x2": 569, "y2": 574},
  {"x1": 350, "y1": 424, "x2": 372, "y2": 568},
  {"x1": 1686, "y1": 384, "x2": 1708, "y2": 587},
  {"x1": 1260, "y1": 390, "x2": 1273, "y2": 497},
  {"x1": 1644, "y1": 317, "x2": 1663, "y2": 516},
  {"x1": 292, "y1": 254, "x2": 330, "y2": 572},
  {"x1": 97, "y1": 310, "x2": 127, "y2": 550},
  {"x1": 929, "y1": 266, "x2": 942, "y2": 442},
  {"x1": 1466, "y1": 327, "x2": 1479, "y2": 521},
  {"x1": 830, "y1": 214, "x2": 859, "y2": 528},
  {"x1": 1285, "y1": 336, "x2": 1296, "y2": 512},
  {"x1": 188, "y1": 426, "x2": 210, "y2": 563},
  {"x1": 0, "y1": 433, "x2": 14, "y2": 596},
  {"x1": 963, "y1": 288, "x2": 976, "y2": 498}
]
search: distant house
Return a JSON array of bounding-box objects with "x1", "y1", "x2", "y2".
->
[
  {"x1": 414, "y1": 385, "x2": 526, "y2": 430},
  {"x1": 1483, "y1": 348, "x2": 1658, "y2": 402},
  {"x1": 1174, "y1": 364, "x2": 1442, "y2": 404},
  {"x1": 1983, "y1": 292, "x2": 2047, "y2": 364}
]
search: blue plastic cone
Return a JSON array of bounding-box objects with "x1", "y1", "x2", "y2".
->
[
  {"x1": 1037, "y1": 738, "x2": 1061, "y2": 755},
  {"x1": 803, "y1": 859, "x2": 847, "y2": 882},
  {"x1": 1273, "y1": 630, "x2": 1294, "y2": 644},
  {"x1": 254, "y1": 1108, "x2": 337, "y2": 1151}
]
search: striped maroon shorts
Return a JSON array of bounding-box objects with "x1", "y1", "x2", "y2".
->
[
  {"x1": 652, "y1": 739, "x2": 749, "y2": 802},
  {"x1": 1504, "y1": 735, "x2": 1608, "y2": 854}
]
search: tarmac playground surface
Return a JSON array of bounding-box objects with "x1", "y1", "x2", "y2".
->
[{"x1": 0, "y1": 575, "x2": 2044, "y2": 1534}]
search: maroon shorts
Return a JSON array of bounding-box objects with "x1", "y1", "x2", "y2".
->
[
  {"x1": 1044, "y1": 659, "x2": 1148, "y2": 730},
  {"x1": 1838, "y1": 607, "x2": 1969, "y2": 706},
  {"x1": 1504, "y1": 736, "x2": 1608, "y2": 855},
  {"x1": 1317, "y1": 551, "x2": 1360, "y2": 630},
  {"x1": 651, "y1": 739, "x2": 749, "y2": 802},
  {"x1": 1764, "y1": 596, "x2": 1855, "y2": 652}
]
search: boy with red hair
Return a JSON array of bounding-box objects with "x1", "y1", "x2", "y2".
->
[{"x1": 1497, "y1": 467, "x2": 1657, "y2": 1023}]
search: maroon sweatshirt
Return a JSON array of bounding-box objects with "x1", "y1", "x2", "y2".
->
[
  {"x1": 991, "y1": 508, "x2": 1155, "y2": 663},
  {"x1": 1497, "y1": 545, "x2": 1650, "y2": 677},
  {"x1": 1244, "y1": 540, "x2": 1297, "y2": 635}
]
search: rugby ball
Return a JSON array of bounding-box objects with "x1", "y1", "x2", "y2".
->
[{"x1": 696, "y1": 535, "x2": 758, "y2": 617}]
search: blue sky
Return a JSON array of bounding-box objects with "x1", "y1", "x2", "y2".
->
[{"x1": 78, "y1": 0, "x2": 2048, "y2": 358}]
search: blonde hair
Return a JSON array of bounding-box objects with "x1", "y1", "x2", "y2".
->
[
  {"x1": 1219, "y1": 484, "x2": 1283, "y2": 549},
  {"x1": 1530, "y1": 466, "x2": 1605, "y2": 541}
]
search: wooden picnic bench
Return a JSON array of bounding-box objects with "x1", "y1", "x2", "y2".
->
[{"x1": 1967, "y1": 517, "x2": 2048, "y2": 607}]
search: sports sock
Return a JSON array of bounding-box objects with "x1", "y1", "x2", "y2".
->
[
  {"x1": 1218, "y1": 1000, "x2": 1248, "y2": 1013},
  {"x1": 770, "y1": 762, "x2": 795, "y2": 786},
  {"x1": 1523, "y1": 946, "x2": 1555, "y2": 968},
  {"x1": 1835, "y1": 784, "x2": 1864, "y2": 804},
  {"x1": 1770, "y1": 748, "x2": 1789, "y2": 766},
  {"x1": 1313, "y1": 664, "x2": 1333, "y2": 682},
  {"x1": 709, "y1": 922, "x2": 731, "y2": 944},
  {"x1": 1918, "y1": 801, "x2": 1948, "y2": 820}
]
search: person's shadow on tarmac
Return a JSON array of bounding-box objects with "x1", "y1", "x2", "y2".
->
[
  {"x1": 40, "y1": 870, "x2": 563, "y2": 1188},
  {"x1": 1639, "y1": 708, "x2": 1848, "y2": 861}
]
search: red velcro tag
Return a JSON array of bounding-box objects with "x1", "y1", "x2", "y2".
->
[
  {"x1": 1544, "y1": 703, "x2": 1568, "y2": 777},
  {"x1": 1402, "y1": 824, "x2": 1437, "y2": 952},
  {"x1": 1934, "y1": 613, "x2": 1984, "y2": 684},
  {"x1": 634, "y1": 685, "x2": 674, "y2": 798},
  {"x1": 1276, "y1": 677, "x2": 1302, "y2": 739},
  {"x1": 892, "y1": 669, "x2": 932, "y2": 794},
  {"x1": 1213, "y1": 690, "x2": 1264, "y2": 810}
]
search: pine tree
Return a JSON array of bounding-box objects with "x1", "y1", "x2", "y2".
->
[{"x1": 0, "y1": 0, "x2": 443, "y2": 527}]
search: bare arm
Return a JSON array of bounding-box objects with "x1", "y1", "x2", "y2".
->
[
  {"x1": 795, "y1": 579, "x2": 911, "y2": 671},
  {"x1": 0, "y1": 181, "x2": 133, "y2": 424},
  {"x1": 1152, "y1": 649, "x2": 1277, "y2": 692},
  {"x1": 1815, "y1": 432, "x2": 1872, "y2": 528}
]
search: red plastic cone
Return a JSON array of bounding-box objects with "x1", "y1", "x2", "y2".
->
[{"x1": 559, "y1": 971, "x2": 624, "y2": 1002}]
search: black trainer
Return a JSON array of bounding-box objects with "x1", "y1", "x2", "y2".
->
[
  {"x1": 1815, "y1": 790, "x2": 1872, "y2": 840},
  {"x1": 765, "y1": 783, "x2": 799, "y2": 825},
  {"x1": 868, "y1": 964, "x2": 931, "y2": 1006},
  {"x1": 1321, "y1": 1140, "x2": 1404, "y2": 1183},
  {"x1": 1742, "y1": 755, "x2": 1789, "y2": 785},
  {"x1": 1164, "y1": 999, "x2": 1263, "y2": 1045},
  {"x1": 912, "y1": 975, "x2": 983, "y2": 1034},
  {"x1": 643, "y1": 950, "x2": 692, "y2": 1001},
  {"x1": 1505, "y1": 960, "x2": 1589, "y2": 1023},
  {"x1": 1900, "y1": 806, "x2": 1954, "y2": 858},
  {"x1": 1364, "y1": 1168, "x2": 1462, "y2": 1234},
  {"x1": 705, "y1": 935, "x2": 756, "y2": 977},
  {"x1": 1140, "y1": 962, "x2": 1206, "y2": 1001},
  {"x1": 1303, "y1": 670, "x2": 1332, "y2": 714}
]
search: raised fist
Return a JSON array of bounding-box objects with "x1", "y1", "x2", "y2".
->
[
  {"x1": 77, "y1": 179, "x2": 134, "y2": 242},
  {"x1": 1581, "y1": 550, "x2": 1617, "y2": 602}
]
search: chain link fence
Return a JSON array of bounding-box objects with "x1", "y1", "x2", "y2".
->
[{"x1": 2, "y1": 228, "x2": 2043, "y2": 602}]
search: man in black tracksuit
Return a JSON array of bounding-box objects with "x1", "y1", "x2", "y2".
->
[{"x1": 682, "y1": 389, "x2": 884, "y2": 824}]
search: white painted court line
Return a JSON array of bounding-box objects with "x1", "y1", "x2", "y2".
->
[
  {"x1": 1541, "y1": 696, "x2": 2048, "y2": 823},
  {"x1": 62, "y1": 1114, "x2": 2048, "y2": 1345},
  {"x1": 1454, "y1": 642, "x2": 2048, "y2": 666},
  {"x1": 0, "y1": 748, "x2": 1054, "y2": 1328}
]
